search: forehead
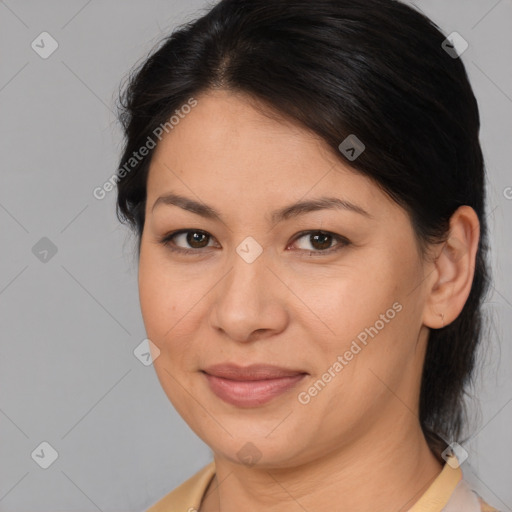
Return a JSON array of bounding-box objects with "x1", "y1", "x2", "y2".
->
[
  {"x1": 146, "y1": 89, "x2": 387, "y2": 216},
  {"x1": 151, "y1": 89, "x2": 330, "y2": 170}
]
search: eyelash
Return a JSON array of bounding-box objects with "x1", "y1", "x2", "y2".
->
[{"x1": 158, "y1": 229, "x2": 350, "y2": 257}]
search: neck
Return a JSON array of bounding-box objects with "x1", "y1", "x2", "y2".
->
[{"x1": 200, "y1": 419, "x2": 443, "y2": 512}]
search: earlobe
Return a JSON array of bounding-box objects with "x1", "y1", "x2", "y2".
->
[{"x1": 423, "y1": 206, "x2": 480, "y2": 329}]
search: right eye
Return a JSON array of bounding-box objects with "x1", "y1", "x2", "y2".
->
[{"x1": 159, "y1": 229, "x2": 218, "y2": 255}]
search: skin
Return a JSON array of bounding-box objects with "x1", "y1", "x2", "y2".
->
[{"x1": 138, "y1": 89, "x2": 480, "y2": 512}]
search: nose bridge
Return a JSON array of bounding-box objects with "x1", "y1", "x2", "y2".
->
[
  {"x1": 223, "y1": 240, "x2": 269, "y2": 308},
  {"x1": 209, "y1": 238, "x2": 287, "y2": 340}
]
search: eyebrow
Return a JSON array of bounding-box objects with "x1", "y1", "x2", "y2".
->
[{"x1": 151, "y1": 192, "x2": 372, "y2": 223}]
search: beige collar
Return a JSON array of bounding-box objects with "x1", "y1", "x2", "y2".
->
[{"x1": 146, "y1": 455, "x2": 468, "y2": 512}]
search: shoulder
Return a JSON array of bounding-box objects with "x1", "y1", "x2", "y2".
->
[
  {"x1": 408, "y1": 456, "x2": 500, "y2": 512},
  {"x1": 477, "y1": 494, "x2": 500, "y2": 512},
  {"x1": 145, "y1": 462, "x2": 216, "y2": 512},
  {"x1": 444, "y1": 477, "x2": 500, "y2": 512}
]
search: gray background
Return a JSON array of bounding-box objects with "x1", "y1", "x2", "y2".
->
[{"x1": 0, "y1": 1, "x2": 510, "y2": 511}]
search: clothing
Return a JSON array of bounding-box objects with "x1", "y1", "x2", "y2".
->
[{"x1": 146, "y1": 454, "x2": 499, "y2": 512}]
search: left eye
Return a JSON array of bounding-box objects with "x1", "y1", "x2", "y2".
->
[{"x1": 290, "y1": 230, "x2": 349, "y2": 255}]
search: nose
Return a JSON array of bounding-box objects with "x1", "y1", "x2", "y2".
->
[{"x1": 209, "y1": 247, "x2": 289, "y2": 343}]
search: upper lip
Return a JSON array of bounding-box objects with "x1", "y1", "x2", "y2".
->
[{"x1": 202, "y1": 363, "x2": 307, "y2": 381}]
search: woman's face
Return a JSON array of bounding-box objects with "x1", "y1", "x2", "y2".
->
[{"x1": 138, "y1": 89, "x2": 434, "y2": 468}]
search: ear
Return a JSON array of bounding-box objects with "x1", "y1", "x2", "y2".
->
[{"x1": 422, "y1": 205, "x2": 480, "y2": 329}]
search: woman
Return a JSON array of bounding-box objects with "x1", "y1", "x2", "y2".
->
[{"x1": 115, "y1": 0, "x2": 499, "y2": 510}]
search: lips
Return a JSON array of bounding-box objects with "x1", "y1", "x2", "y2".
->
[
  {"x1": 201, "y1": 363, "x2": 308, "y2": 407},
  {"x1": 202, "y1": 363, "x2": 306, "y2": 380}
]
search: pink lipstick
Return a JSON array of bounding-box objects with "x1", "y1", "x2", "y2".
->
[{"x1": 202, "y1": 363, "x2": 307, "y2": 407}]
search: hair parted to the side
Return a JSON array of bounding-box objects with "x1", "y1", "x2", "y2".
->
[{"x1": 115, "y1": 0, "x2": 491, "y2": 462}]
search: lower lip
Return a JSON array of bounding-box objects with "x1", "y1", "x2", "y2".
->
[{"x1": 203, "y1": 372, "x2": 307, "y2": 407}]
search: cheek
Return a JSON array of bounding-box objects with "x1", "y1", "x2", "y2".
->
[
  {"x1": 138, "y1": 245, "x2": 179, "y2": 344},
  {"x1": 308, "y1": 246, "x2": 422, "y2": 382},
  {"x1": 304, "y1": 265, "x2": 401, "y2": 346},
  {"x1": 138, "y1": 244, "x2": 209, "y2": 366}
]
